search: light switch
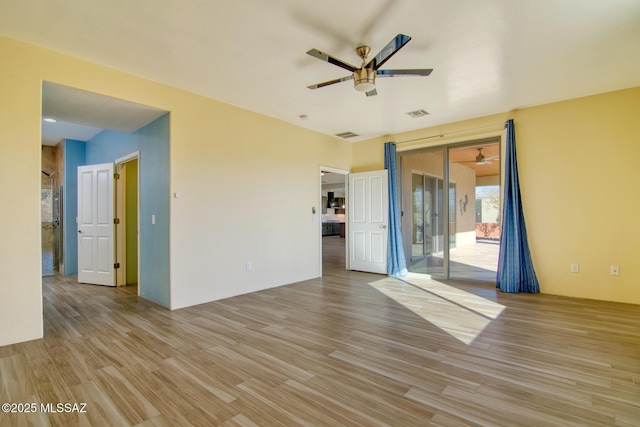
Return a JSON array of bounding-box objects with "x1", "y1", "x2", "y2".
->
[{"x1": 152, "y1": 214, "x2": 156, "y2": 225}]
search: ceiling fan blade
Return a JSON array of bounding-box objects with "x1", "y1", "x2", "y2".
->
[
  {"x1": 377, "y1": 69, "x2": 433, "y2": 77},
  {"x1": 307, "y1": 75, "x2": 353, "y2": 90},
  {"x1": 365, "y1": 88, "x2": 378, "y2": 97},
  {"x1": 366, "y1": 34, "x2": 411, "y2": 70},
  {"x1": 459, "y1": 160, "x2": 492, "y2": 165},
  {"x1": 306, "y1": 49, "x2": 358, "y2": 73}
]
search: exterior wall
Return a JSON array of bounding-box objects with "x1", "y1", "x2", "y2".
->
[{"x1": 450, "y1": 162, "x2": 476, "y2": 248}]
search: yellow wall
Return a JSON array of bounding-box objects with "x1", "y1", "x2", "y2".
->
[
  {"x1": 514, "y1": 88, "x2": 639, "y2": 304},
  {"x1": 352, "y1": 135, "x2": 387, "y2": 173},
  {"x1": 352, "y1": 88, "x2": 640, "y2": 305},
  {"x1": 0, "y1": 36, "x2": 352, "y2": 346}
]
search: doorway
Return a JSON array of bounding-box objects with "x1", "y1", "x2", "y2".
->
[
  {"x1": 115, "y1": 153, "x2": 139, "y2": 289},
  {"x1": 41, "y1": 82, "x2": 171, "y2": 308},
  {"x1": 320, "y1": 167, "x2": 348, "y2": 275},
  {"x1": 400, "y1": 138, "x2": 501, "y2": 282}
]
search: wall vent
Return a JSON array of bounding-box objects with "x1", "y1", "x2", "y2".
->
[
  {"x1": 335, "y1": 131, "x2": 359, "y2": 139},
  {"x1": 406, "y1": 109, "x2": 429, "y2": 118}
]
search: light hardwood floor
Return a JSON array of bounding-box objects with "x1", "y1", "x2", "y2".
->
[{"x1": 1, "y1": 237, "x2": 638, "y2": 426}]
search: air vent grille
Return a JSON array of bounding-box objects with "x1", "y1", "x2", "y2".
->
[
  {"x1": 335, "y1": 132, "x2": 359, "y2": 139},
  {"x1": 406, "y1": 109, "x2": 429, "y2": 118}
]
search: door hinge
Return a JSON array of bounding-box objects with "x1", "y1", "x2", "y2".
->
[
  {"x1": 114, "y1": 218, "x2": 120, "y2": 225},
  {"x1": 114, "y1": 173, "x2": 120, "y2": 180},
  {"x1": 114, "y1": 263, "x2": 120, "y2": 269}
]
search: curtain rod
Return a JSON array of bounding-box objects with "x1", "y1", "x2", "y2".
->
[{"x1": 396, "y1": 122, "x2": 505, "y2": 145}]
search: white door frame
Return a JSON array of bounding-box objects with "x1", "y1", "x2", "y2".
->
[
  {"x1": 115, "y1": 151, "x2": 140, "y2": 293},
  {"x1": 319, "y1": 166, "x2": 350, "y2": 277}
]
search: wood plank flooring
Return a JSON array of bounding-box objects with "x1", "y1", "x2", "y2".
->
[{"x1": 1, "y1": 236, "x2": 638, "y2": 426}]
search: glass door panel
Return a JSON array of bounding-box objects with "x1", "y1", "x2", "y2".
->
[
  {"x1": 401, "y1": 149, "x2": 445, "y2": 277},
  {"x1": 449, "y1": 182, "x2": 456, "y2": 250},
  {"x1": 411, "y1": 173, "x2": 424, "y2": 257},
  {"x1": 426, "y1": 176, "x2": 443, "y2": 255},
  {"x1": 448, "y1": 142, "x2": 501, "y2": 281}
]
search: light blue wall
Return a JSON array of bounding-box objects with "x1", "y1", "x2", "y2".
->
[
  {"x1": 85, "y1": 113, "x2": 170, "y2": 307},
  {"x1": 62, "y1": 139, "x2": 87, "y2": 276}
]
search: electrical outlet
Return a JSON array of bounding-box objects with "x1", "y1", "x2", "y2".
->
[
  {"x1": 571, "y1": 264, "x2": 579, "y2": 273},
  {"x1": 610, "y1": 266, "x2": 619, "y2": 276}
]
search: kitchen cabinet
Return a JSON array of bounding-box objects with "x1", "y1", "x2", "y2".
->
[{"x1": 322, "y1": 222, "x2": 343, "y2": 236}]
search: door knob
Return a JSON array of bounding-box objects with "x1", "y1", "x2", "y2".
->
[{"x1": 379, "y1": 224, "x2": 388, "y2": 229}]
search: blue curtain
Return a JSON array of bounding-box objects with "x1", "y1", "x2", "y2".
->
[
  {"x1": 497, "y1": 120, "x2": 540, "y2": 293},
  {"x1": 384, "y1": 142, "x2": 408, "y2": 277}
]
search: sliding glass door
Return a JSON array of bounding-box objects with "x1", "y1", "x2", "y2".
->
[{"x1": 400, "y1": 139, "x2": 501, "y2": 282}]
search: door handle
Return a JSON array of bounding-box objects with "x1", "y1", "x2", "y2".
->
[
  {"x1": 379, "y1": 225, "x2": 388, "y2": 229},
  {"x1": 77, "y1": 230, "x2": 82, "y2": 233}
]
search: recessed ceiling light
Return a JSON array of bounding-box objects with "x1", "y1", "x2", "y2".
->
[{"x1": 43, "y1": 118, "x2": 57, "y2": 123}]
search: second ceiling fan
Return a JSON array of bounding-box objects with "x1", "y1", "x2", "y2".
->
[
  {"x1": 459, "y1": 148, "x2": 500, "y2": 165},
  {"x1": 306, "y1": 34, "x2": 432, "y2": 97}
]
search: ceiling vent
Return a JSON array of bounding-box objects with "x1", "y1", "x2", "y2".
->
[
  {"x1": 335, "y1": 131, "x2": 359, "y2": 139},
  {"x1": 406, "y1": 109, "x2": 429, "y2": 118}
]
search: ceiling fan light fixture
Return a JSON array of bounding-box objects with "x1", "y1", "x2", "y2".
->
[{"x1": 353, "y1": 68, "x2": 376, "y2": 92}]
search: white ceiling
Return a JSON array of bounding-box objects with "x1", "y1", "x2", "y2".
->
[{"x1": 2, "y1": 0, "x2": 640, "y2": 143}]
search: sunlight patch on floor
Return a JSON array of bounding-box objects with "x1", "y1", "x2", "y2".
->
[{"x1": 368, "y1": 273, "x2": 505, "y2": 345}]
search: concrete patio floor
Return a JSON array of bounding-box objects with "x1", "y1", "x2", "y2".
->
[{"x1": 407, "y1": 239, "x2": 500, "y2": 282}]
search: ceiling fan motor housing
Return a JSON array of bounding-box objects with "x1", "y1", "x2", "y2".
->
[{"x1": 353, "y1": 68, "x2": 376, "y2": 92}]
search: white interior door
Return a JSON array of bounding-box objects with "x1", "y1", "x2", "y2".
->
[
  {"x1": 349, "y1": 170, "x2": 388, "y2": 274},
  {"x1": 78, "y1": 163, "x2": 115, "y2": 286}
]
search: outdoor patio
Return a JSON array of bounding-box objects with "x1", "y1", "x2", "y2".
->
[{"x1": 407, "y1": 239, "x2": 500, "y2": 282}]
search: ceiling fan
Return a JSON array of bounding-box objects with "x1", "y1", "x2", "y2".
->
[
  {"x1": 306, "y1": 34, "x2": 432, "y2": 97},
  {"x1": 462, "y1": 148, "x2": 499, "y2": 165}
]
